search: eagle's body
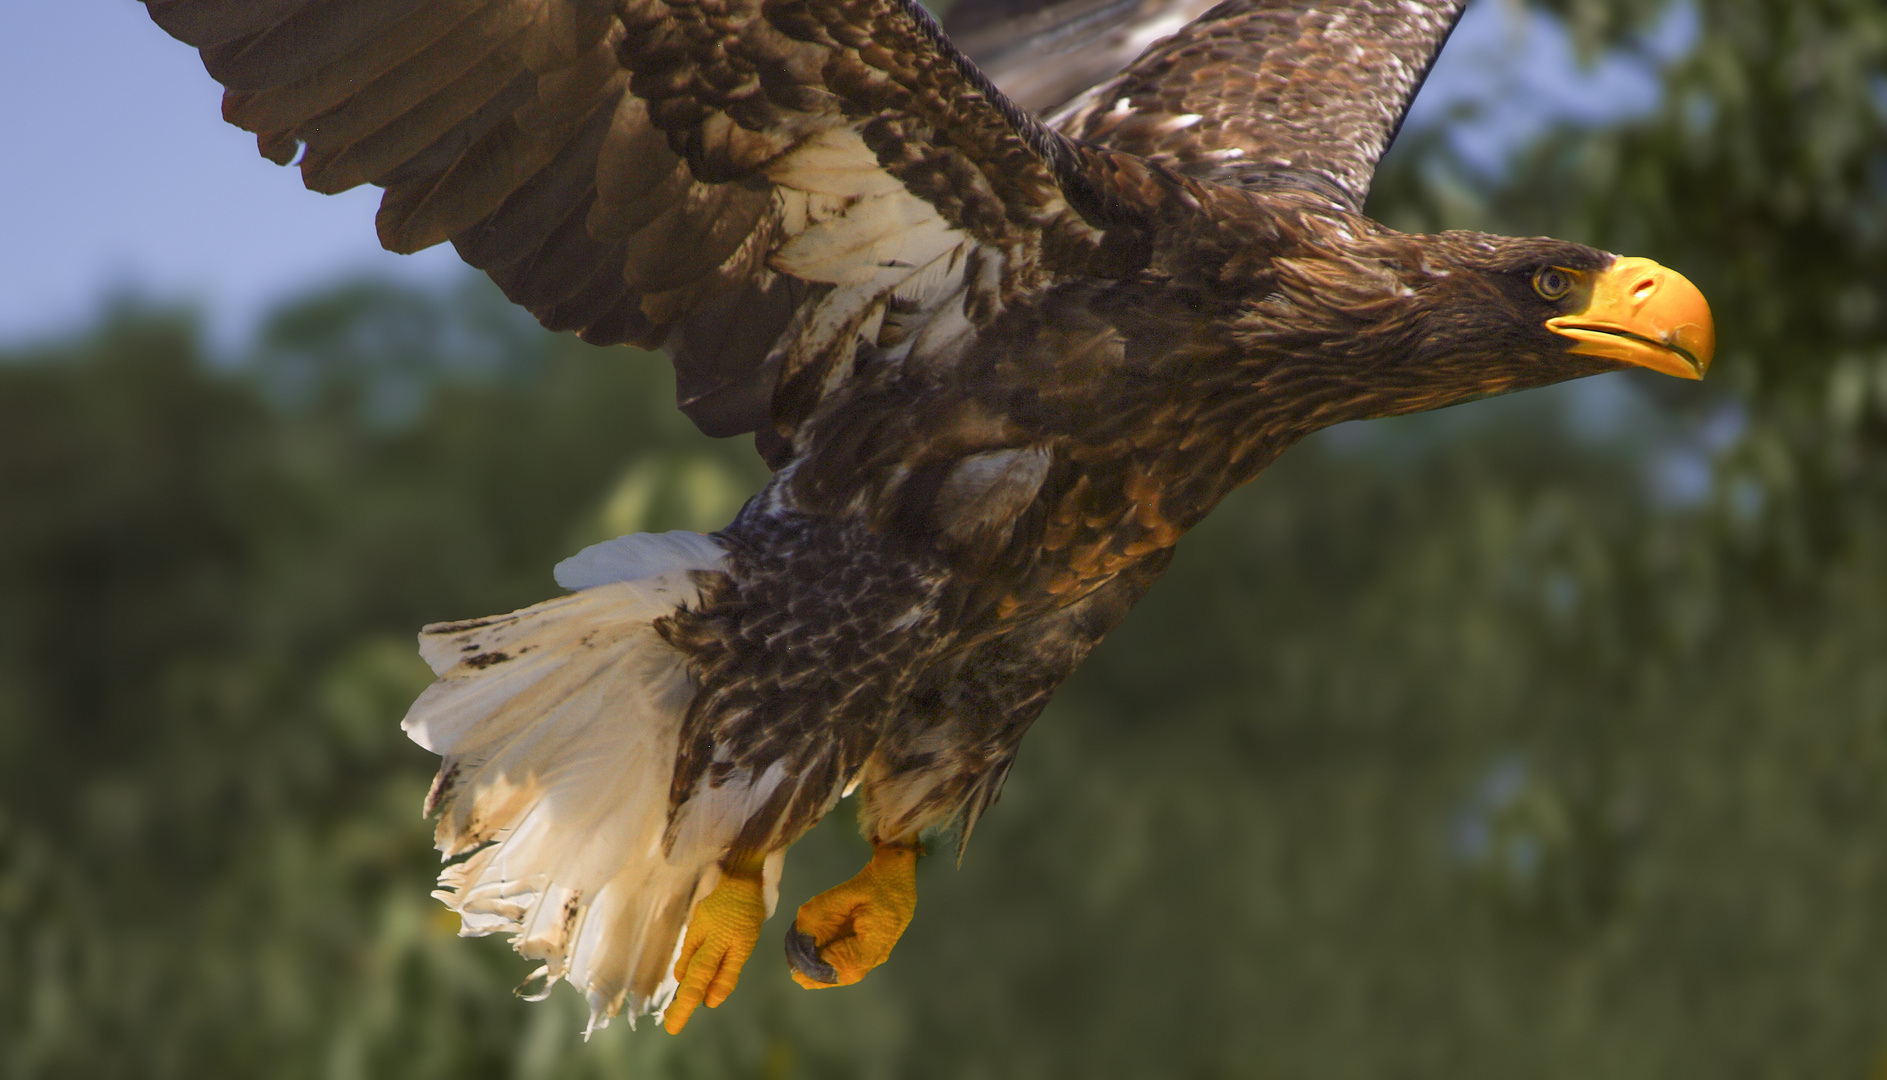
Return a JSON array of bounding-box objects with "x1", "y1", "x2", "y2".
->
[
  {"x1": 678, "y1": 197, "x2": 1633, "y2": 862},
  {"x1": 143, "y1": 0, "x2": 1714, "y2": 1033}
]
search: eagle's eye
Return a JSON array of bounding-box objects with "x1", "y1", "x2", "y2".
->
[{"x1": 1532, "y1": 266, "x2": 1578, "y2": 300}]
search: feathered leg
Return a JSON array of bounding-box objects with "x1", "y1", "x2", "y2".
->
[{"x1": 778, "y1": 568, "x2": 1161, "y2": 988}]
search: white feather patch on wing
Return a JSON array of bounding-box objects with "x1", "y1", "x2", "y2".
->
[
  {"x1": 772, "y1": 191, "x2": 961, "y2": 288},
  {"x1": 761, "y1": 124, "x2": 999, "y2": 386},
  {"x1": 889, "y1": 241, "x2": 969, "y2": 309},
  {"x1": 766, "y1": 126, "x2": 908, "y2": 200},
  {"x1": 403, "y1": 531, "x2": 778, "y2": 1033},
  {"x1": 768, "y1": 125, "x2": 962, "y2": 291}
]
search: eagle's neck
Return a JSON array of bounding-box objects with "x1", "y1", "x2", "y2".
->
[
  {"x1": 1131, "y1": 220, "x2": 1579, "y2": 524},
  {"x1": 1213, "y1": 221, "x2": 1587, "y2": 438}
]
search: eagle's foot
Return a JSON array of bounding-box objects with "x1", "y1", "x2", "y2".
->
[
  {"x1": 663, "y1": 865, "x2": 767, "y2": 1034},
  {"x1": 786, "y1": 841, "x2": 918, "y2": 989}
]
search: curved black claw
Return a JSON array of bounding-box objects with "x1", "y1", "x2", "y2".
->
[{"x1": 784, "y1": 925, "x2": 838, "y2": 984}]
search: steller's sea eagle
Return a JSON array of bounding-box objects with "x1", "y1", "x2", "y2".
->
[{"x1": 142, "y1": 0, "x2": 1715, "y2": 1034}]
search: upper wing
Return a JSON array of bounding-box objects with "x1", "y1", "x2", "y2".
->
[
  {"x1": 943, "y1": 0, "x2": 1224, "y2": 113},
  {"x1": 1049, "y1": 0, "x2": 1467, "y2": 210},
  {"x1": 143, "y1": 0, "x2": 1115, "y2": 448}
]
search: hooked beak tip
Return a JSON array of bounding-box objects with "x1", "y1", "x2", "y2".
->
[{"x1": 1548, "y1": 256, "x2": 1715, "y2": 380}]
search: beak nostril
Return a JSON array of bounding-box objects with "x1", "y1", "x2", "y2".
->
[{"x1": 1633, "y1": 278, "x2": 1657, "y2": 300}]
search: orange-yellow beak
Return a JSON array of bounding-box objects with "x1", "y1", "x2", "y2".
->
[{"x1": 1547, "y1": 256, "x2": 1715, "y2": 379}]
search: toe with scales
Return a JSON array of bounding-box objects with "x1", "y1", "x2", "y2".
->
[
  {"x1": 663, "y1": 864, "x2": 767, "y2": 1034},
  {"x1": 785, "y1": 842, "x2": 919, "y2": 989}
]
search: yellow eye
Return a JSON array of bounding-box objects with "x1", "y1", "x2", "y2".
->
[{"x1": 1533, "y1": 266, "x2": 1577, "y2": 300}]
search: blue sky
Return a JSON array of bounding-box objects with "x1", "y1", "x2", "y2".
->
[{"x1": 1, "y1": 0, "x2": 1685, "y2": 348}]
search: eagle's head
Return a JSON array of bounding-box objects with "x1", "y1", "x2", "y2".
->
[
  {"x1": 1418, "y1": 233, "x2": 1714, "y2": 380},
  {"x1": 1232, "y1": 224, "x2": 1716, "y2": 432},
  {"x1": 1356, "y1": 231, "x2": 1715, "y2": 418},
  {"x1": 1215, "y1": 210, "x2": 1720, "y2": 438}
]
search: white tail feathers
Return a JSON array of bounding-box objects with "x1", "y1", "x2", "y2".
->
[
  {"x1": 551, "y1": 530, "x2": 729, "y2": 593},
  {"x1": 403, "y1": 531, "x2": 777, "y2": 1033}
]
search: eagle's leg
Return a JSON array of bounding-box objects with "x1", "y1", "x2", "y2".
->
[
  {"x1": 784, "y1": 841, "x2": 919, "y2": 988},
  {"x1": 663, "y1": 856, "x2": 769, "y2": 1034}
]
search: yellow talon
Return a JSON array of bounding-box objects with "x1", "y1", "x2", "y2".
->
[
  {"x1": 786, "y1": 842, "x2": 918, "y2": 989},
  {"x1": 663, "y1": 864, "x2": 766, "y2": 1034}
]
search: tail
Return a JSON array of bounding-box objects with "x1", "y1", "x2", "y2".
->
[{"x1": 401, "y1": 531, "x2": 777, "y2": 1034}]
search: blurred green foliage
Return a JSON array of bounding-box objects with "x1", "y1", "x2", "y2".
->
[{"x1": 4, "y1": 0, "x2": 1887, "y2": 1074}]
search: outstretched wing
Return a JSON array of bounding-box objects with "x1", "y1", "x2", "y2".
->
[
  {"x1": 143, "y1": 0, "x2": 1115, "y2": 449},
  {"x1": 1050, "y1": 0, "x2": 1467, "y2": 210}
]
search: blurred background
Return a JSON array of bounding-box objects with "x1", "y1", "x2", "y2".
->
[{"x1": 3, "y1": 0, "x2": 1885, "y2": 1076}]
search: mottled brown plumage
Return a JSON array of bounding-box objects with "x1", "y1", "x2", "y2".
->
[
  {"x1": 145, "y1": 0, "x2": 1714, "y2": 1030},
  {"x1": 1054, "y1": 0, "x2": 1465, "y2": 207}
]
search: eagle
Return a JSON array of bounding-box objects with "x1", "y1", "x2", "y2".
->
[{"x1": 144, "y1": 0, "x2": 1714, "y2": 1035}]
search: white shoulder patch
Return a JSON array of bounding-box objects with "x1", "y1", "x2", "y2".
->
[{"x1": 553, "y1": 530, "x2": 728, "y2": 591}]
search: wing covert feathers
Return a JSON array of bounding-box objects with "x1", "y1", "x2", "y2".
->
[
  {"x1": 1051, "y1": 0, "x2": 1467, "y2": 209},
  {"x1": 407, "y1": 531, "x2": 786, "y2": 1031}
]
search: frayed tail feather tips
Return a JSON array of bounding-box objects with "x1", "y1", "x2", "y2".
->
[{"x1": 401, "y1": 531, "x2": 757, "y2": 1033}]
